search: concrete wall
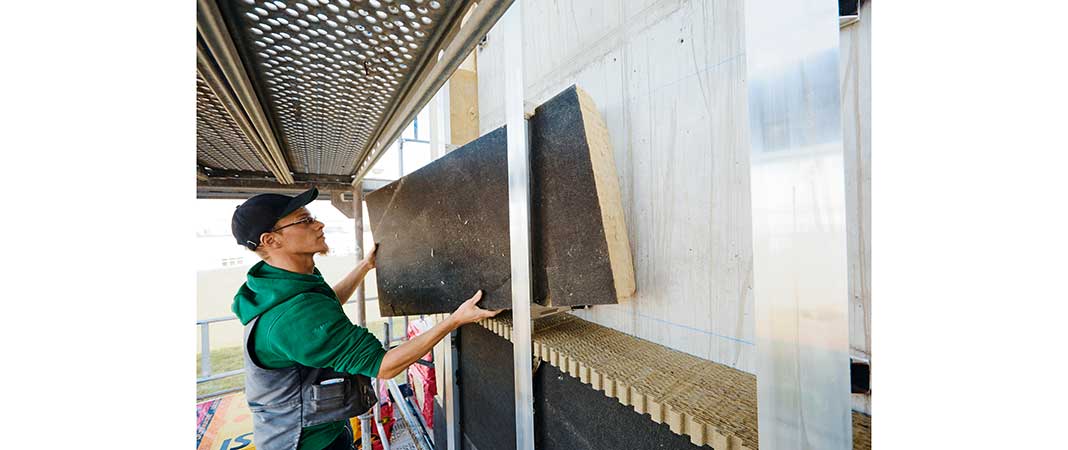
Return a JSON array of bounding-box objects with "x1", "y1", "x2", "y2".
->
[
  {"x1": 477, "y1": 0, "x2": 756, "y2": 373},
  {"x1": 474, "y1": 0, "x2": 871, "y2": 384}
]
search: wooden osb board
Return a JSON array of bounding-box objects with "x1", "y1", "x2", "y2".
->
[
  {"x1": 449, "y1": 66, "x2": 479, "y2": 146},
  {"x1": 366, "y1": 85, "x2": 634, "y2": 315}
]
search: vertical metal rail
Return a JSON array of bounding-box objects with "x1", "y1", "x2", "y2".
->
[
  {"x1": 441, "y1": 329, "x2": 460, "y2": 450},
  {"x1": 442, "y1": 329, "x2": 459, "y2": 448},
  {"x1": 353, "y1": 182, "x2": 374, "y2": 450},
  {"x1": 428, "y1": 68, "x2": 462, "y2": 450},
  {"x1": 429, "y1": 88, "x2": 444, "y2": 161},
  {"x1": 354, "y1": 184, "x2": 367, "y2": 327},
  {"x1": 439, "y1": 80, "x2": 452, "y2": 154},
  {"x1": 744, "y1": 0, "x2": 852, "y2": 449},
  {"x1": 376, "y1": 327, "x2": 393, "y2": 450},
  {"x1": 429, "y1": 82, "x2": 451, "y2": 161},
  {"x1": 503, "y1": 2, "x2": 535, "y2": 449},
  {"x1": 199, "y1": 323, "x2": 212, "y2": 377}
]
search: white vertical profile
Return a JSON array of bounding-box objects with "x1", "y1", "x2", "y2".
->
[{"x1": 744, "y1": 0, "x2": 852, "y2": 448}]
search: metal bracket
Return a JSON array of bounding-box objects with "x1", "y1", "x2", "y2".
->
[
  {"x1": 531, "y1": 304, "x2": 572, "y2": 320},
  {"x1": 850, "y1": 359, "x2": 871, "y2": 394},
  {"x1": 330, "y1": 191, "x2": 355, "y2": 219},
  {"x1": 522, "y1": 101, "x2": 537, "y2": 119}
]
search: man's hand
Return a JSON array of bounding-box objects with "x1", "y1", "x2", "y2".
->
[
  {"x1": 377, "y1": 289, "x2": 502, "y2": 379},
  {"x1": 449, "y1": 290, "x2": 503, "y2": 326},
  {"x1": 362, "y1": 242, "x2": 378, "y2": 269},
  {"x1": 333, "y1": 243, "x2": 378, "y2": 305}
]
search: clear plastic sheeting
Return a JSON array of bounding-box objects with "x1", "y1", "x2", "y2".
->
[{"x1": 744, "y1": 0, "x2": 853, "y2": 448}]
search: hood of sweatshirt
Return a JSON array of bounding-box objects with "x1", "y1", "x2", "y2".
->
[{"x1": 231, "y1": 261, "x2": 333, "y2": 325}]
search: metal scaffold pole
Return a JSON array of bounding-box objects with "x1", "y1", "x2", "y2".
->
[
  {"x1": 352, "y1": 182, "x2": 375, "y2": 450},
  {"x1": 503, "y1": 1, "x2": 535, "y2": 449}
]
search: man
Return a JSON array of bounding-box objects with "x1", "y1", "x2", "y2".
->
[{"x1": 230, "y1": 188, "x2": 500, "y2": 450}]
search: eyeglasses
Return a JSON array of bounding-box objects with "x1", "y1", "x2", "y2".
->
[{"x1": 271, "y1": 216, "x2": 318, "y2": 232}]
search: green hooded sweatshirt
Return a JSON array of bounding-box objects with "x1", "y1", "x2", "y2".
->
[{"x1": 233, "y1": 260, "x2": 386, "y2": 450}]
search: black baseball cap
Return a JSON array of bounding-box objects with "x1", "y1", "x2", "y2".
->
[{"x1": 232, "y1": 188, "x2": 319, "y2": 250}]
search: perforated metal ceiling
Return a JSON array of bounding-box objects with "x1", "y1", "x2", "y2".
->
[
  {"x1": 196, "y1": 74, "x2": 271, "y2": 173},
  {"x1": 212, "y1": 0, "x2": 460, "y2": 176}
]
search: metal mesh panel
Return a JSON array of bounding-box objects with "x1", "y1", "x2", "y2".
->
[
  {"x1": 196, "y1": 74, "x2": 271, "y2": 172},
  {"x1": 220, "y1": 0, "x2": 454, "y2": 175}
]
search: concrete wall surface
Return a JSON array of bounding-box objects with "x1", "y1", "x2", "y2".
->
[
  {"x1": 477, "y1": 0, "x2": 757, "y2": 373},
  {"x1": 475, "y1": 0, "x2": 870, "y2": 385}
]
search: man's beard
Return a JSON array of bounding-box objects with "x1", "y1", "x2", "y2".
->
[{"x1": 317, "y1": 243, "x2": 330, "y2": 256}]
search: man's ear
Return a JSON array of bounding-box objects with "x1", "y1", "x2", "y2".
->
[{"x1": 260, "y1": 232, "x2": 280, "y2": 249}]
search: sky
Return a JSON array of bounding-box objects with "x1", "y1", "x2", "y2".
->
[{"x1": 195, "y1": 115, "x2": 434, "y2": 271}]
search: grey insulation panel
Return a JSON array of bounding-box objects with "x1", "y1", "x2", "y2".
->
[
  {"x1": 448, "y1": 322, "x2": 708, "y2": 450},
  {"x1": 448, "y1": 314, "x2": 871, "y2": 450},
  {"x1": 366, "y1": 85, "x2": 635, "y2": 315}
]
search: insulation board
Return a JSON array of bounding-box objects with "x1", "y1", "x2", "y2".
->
[
  {"x1": 445, "y1": 313, "x2": 872, "y2": 450},
  {"x1": 450, "y1": 322, "x2": 707, "y2": 450},
  {"x1": 366, "y1": 85, "x2": 634, "y2": 315}
]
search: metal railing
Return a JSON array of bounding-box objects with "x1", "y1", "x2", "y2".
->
[{"x1": 197, "y1": 297, "x2": 428, "y2": 400}]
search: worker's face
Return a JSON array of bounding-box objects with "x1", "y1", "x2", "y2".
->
[{"x1": 262, "y1": 207, "x2": 329, "y2": 256}]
